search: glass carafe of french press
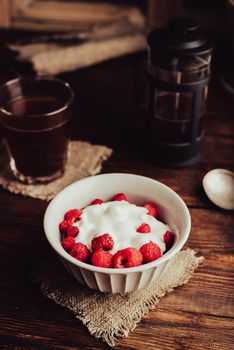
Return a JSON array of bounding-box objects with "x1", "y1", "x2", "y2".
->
[{"x1": 147, "y1": 18, "x2": 213, "y2": 166}]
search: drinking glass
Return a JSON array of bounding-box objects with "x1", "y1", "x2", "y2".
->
[{"x1": 0, "y1": 77, "x2": 74, "y2": 184}]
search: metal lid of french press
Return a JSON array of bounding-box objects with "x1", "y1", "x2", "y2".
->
[{"x1": 147, "y1": 17, "x2": 213, "y2": 55}]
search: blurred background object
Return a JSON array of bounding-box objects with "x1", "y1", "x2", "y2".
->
[
  {"x1": 0, "y1": 1, "x2": 147, "y2": 77},
  {"x1": 6, "y1": 20, "x2": 146, "y2": 76},
  {"x1": 0, "y1": 0, "x2": 145, "y2": 31},
  {"x1": 0, "y1": 0, "x2": 230, "y2": 34}
]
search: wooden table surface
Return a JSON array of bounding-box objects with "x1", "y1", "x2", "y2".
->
[{"x1": 0, "y1": 30, "x2": 234, "y2": 350}]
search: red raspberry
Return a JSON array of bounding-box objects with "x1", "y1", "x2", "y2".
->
[
  {"x1": 163, "y1": 231, "x2": 175, "y2": 250},
  {"x1": 144, "y1": 203, "x2": 157, "y2": 218},
  {"x1": 91, "y1": 233, "x2": 114, "y2": 252},
  {"x1": 67, "y1": 226, "x2": 79, "y2": 237},
  {"x1": 136, "y1": 223, "x2": 151, "y2": 233},
  {"x1": 113, "y1": 193, "x2": 127, "y2": 201},
  {"x1": 64, "y1": 209, "x2": 82, "y2": 223},
  {"x1": 70, "y1": 243, "x2": 90, "y2": 262},
  {"x1": 91, "y1": 250, "x2": 113, "y2": 268},
  {"x1": 113, "y1": 247, "x2": 143, "y2": 268},
  {"x1": 59, "y1": 220, "x2": 73, "y2": 235},
  {"x1": 62, "y1": 236, "x2": 75, "y2": 251},
  {"x1": 91, "y1": 198, "x2": 104, "y2": 205},
  {"x1": 140, "y1": 242, "x2": 161, "y2": 263}
]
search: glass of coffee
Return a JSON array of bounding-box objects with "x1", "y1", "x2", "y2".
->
[{"x1": 0, "y1": 77, "x2": 73, "y2": 184}]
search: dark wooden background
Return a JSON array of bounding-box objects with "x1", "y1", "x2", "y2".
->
[{"x1": 0, "y1": 28, "x2": 234, "y2": 350}]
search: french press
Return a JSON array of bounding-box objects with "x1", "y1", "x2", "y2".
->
[{"x1": 147, "y1": 18, "x2": 213, "y2": 166}]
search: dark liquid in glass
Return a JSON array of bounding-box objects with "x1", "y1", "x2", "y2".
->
[{"x1": 2, "y1": 96, "x2": 70, "y2": 178}]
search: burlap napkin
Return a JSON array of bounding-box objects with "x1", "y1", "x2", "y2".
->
[
  {"x1": 0, "y1": 141, "x2": 112, "y2": 200},
  {"x1": 34, "y1": 249, "x2": 203, "y2": 347},
  {"x1": 9, "y1": 27, "x2": 146, "y2": 76}
]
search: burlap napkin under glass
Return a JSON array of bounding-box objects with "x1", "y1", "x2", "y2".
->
[
  {"x1": 0, "y1": 140, "x2": 112, "y2": 200},
  {"x1": 35, "y1": 249, "x2": 203, "y2": 347}
]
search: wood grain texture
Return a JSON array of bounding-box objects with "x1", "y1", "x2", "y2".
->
[{"x1": 0, "y1": 29, "x2": 234, "y2": 350}]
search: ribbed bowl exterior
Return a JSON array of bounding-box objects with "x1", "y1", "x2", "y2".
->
[{"x1": 61, "y1": 257, "x2": 170, "y2": 293}]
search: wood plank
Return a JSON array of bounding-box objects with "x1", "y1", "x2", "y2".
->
[
  {"x1": 0, "y1": 305, "x2": 110, "y2": 349},
  {"x1": 101, "y1": 146, "x2": 233, "y2": 208},
  {"x1": 118, "y1": 310, "x2": 234, "y2": 350},
  {"x1": 205, "y1": 112, "x2": 234, "y2": 136},
  {"x1": 1, "y1": 302, "x2": 233, "y2": 350},
  {"x1": 0, "y1": 120, "x2": 233, "y2": 212}
]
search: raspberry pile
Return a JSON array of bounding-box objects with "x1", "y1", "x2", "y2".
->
[{"x1": 59, "y1": 193, "x2": 175, "y2": 269}]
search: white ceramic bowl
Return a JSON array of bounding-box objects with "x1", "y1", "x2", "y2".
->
[{"x1": 44, "y1": 173, "x2": 191, "y2": 293}]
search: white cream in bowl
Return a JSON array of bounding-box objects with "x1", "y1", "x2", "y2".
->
[{"x1": 74, "y1": 200, "x2": 171, "y2": 254}]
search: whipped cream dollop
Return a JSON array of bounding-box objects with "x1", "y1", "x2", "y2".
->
[{"x1": 74, "y1": 201, "x2": 171, "y2": 254}]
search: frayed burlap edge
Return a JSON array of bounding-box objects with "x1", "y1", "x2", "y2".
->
[
  {"x1": 34, "y1": 249, "x2": 204, "y2": 346},
  {"x1": 0, "y1": 141, "x2": 112, "y2": 201}
]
